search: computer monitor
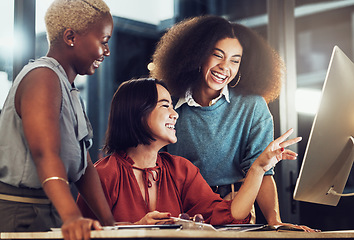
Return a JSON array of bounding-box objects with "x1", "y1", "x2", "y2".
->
[{"x1": 293, "y1": 46, "x2": 354, "y2": 206}]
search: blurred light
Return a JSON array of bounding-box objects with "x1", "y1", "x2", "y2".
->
[
  {"x1": 147, "y1": 62, "x2": 155, "y2": 71},
  {"x1": 0, "y1": 36, "x2": 15, "y2": 52},
  {"x1": 296, "y1": 88, "x2": 322, "y2": 115},
  {"x1": 12, "y1": 30, "x2": 27, "y2": 56},
  {"x1": 0, "y1": 72, "x2": 12, "y2": 110}
]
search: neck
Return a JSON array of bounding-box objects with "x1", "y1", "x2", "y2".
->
[
  {"x1": 47, "y1": 47, "x2": 77, "y2": 84},
  {"x1": 193, "y1": 87, "x2": 220, "y2": 107},
  {"x1": 126, "y1": 144, "x2": 160, "y2": 169}
]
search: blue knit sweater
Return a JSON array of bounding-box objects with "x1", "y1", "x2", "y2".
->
[{"x1": 166, "y1": 90, "x2": 274, "y2": 186}]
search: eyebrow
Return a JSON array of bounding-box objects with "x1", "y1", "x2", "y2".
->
[
  {"x1": 157, "y1": 99, "x2": 171, "y2": 104},
  {"x1": 214, "y1": 48, "x2": 242, "y2": 58}
]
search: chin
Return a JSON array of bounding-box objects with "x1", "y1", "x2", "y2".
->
[
  {"x1": 208, "y1": 82, "x2": 225, "y2": 91},
  {"x1": 86, "y1": 69, "x2": 96, "y2": 75}
]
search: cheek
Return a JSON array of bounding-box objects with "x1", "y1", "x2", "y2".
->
[
  {"x1": 230, "y1": 66, "x2": 240, "y2": 78},
  {"x1": 202, "y1": 61, "x2": 213, "y2": 79},
  {"x1": 93, "y1": 46, "x2": 104, "y2": 57},
  {"x1": 202, "y1": 68, "x2": 209, "y2": 81},
  {"x1": 84, "y1": 42, "x2": 103, "y2": 58}
]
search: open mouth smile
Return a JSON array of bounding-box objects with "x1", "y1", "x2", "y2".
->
[
  {"x1": 165, "y1": 123, "x2": 175, "y2": 130},
  {"x1": 93, "y1": 58, "x2": 104, "y2": 68},
  {"x1": 211, "y1": 71, "x2": 228, "y2": 83}
]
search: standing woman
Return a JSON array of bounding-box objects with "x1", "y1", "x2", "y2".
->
[
  {"x1": 150, "y1": 15, "x2": 290, "y2": 226},
  {"x1": 0, "y1": 0, "x2": 115, "y2": 238}
]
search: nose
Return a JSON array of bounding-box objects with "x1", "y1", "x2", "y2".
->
[
  {"x1": 104, "y1": 45, "x2": 110, "y2": 56},
  {"x1": 170, "y1": 109, "x2": 179, "y2": 120},
  {"x1": 219, "y1": 59, "x2": 232, "y2": 70},
  {"x1": 218, "y1": 59, "x2": 230, "y2": 71}
]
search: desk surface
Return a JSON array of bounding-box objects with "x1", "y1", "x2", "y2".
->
[{"x1": 2, "y1": 229, "x2": 354, "y2": 240}]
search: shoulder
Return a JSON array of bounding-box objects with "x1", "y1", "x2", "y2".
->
[
  {"x1": 230, "y1": 90, "x2": 265, "y2": 104},
  {"x1": 18, "y1": 60, "x2": 61, "y2": 99},
  {"x1": 159, "y1": 152, "x2": 201, "y2": 186},
  {"x1": 25, "y1": 67, "x2": 59, "y2": 86},
  {"x1": 94, "y1": 154, "x2": 120, "y2": 172},
  {"x1": 16, "y1": 61, "x2": 62, "y2": 117},
  {"x1": 159, "y1": 152, "x2": 199, "y2": 172},
  {"x1": 230, "y1": 90, "x2": 268, "y2": 110},
  {"x1": 23, "y1": 58, "x2": 61, "y2": 81},
  {"x1": 94, "y1": 154, "x2": 125, "y2": 186}
]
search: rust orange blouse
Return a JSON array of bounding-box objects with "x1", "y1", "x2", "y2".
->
[{"x1": 77, "y1": 151, "x2": 250, "y2": 225}]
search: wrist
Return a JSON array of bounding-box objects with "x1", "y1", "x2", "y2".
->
[
  {"x1": 101, "y1": 216, "x2": 116, "y2": 226},
  {"x1": 249, "y1": 164, "x2": 267, "y2": 175},
  {"x1": 60, "y1": 208, "x2": 83, "y2": 223},
  {"x1": 267, "y1": 220, "x2": 283, "y2": 225}
]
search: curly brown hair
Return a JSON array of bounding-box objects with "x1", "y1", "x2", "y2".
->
[{"x1": 150, "y1": 15, "x2": 284, "y2": 103}]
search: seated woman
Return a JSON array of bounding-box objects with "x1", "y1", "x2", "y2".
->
[{"x1": 77, "y1": 78, "x2": 301, "y2": 226}]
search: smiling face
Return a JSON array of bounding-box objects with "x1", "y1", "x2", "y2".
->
[
  {"x1": 147, "y1": 84, "x2": 179, "y2": 147},
  {"x1": 73, "y1": 14, "x2": 113, "y2": 75},
  {"x1": 201, "y1": 37, "x2": 243, "y2": 94}
]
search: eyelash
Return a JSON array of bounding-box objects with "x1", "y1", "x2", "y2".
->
[{"x1": 213, "y1": 53, "x2": 239, "y2": 64}]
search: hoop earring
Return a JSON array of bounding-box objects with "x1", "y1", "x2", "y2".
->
[{"x1": 230, "y1": 72, "x2": 241, "y2": 88}]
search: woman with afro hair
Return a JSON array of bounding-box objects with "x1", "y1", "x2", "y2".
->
[{"x1": 150, "y1": 15, "x2": 297, "y2": 228}]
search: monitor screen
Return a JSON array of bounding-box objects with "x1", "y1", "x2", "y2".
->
[{"x1": 293, "y1": 46, "x2": 354, "y2": 206}]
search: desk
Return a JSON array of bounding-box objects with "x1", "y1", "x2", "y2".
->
[{"x1": 2, "y1": 229, "x2": 354, "y2": 240}]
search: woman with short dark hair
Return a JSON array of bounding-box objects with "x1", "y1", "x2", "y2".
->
[
  {"x1": 77, "y1": 77, "x2": 301, "y2": 226},
  {"x1": 103, "y1": 79, "x2": 168, "y2": 153}
]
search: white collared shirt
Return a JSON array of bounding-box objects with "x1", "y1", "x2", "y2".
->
[{"x1": 175, "y1": 86, "x2": 230, "y2": 109}]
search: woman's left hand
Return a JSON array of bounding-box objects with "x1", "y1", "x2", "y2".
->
[
  {"x1": 134, "y1": 211, "x2": 173, "y2": 225},
  {"x1": 271, "y1": 222, "x2": 321, "y2": 232}
]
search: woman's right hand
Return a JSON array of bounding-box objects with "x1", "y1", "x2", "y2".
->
[
  {"x1": 61, "y1": 216, "x2": 102, "y2": 240},
  {"x1": 135, "y1": 211, "x2": 172, "y2": 225},
  {"x1": 254, "y1": 128, "x2": 302, "y2": 172}
]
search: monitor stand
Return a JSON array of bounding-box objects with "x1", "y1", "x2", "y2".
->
[{"x1": 327, "y1": 136, "x2": 354, "y2": 197}]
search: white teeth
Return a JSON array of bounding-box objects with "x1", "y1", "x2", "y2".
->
[
  {"x1": 93, "y1": 60, "x2": 101, "y2": 68},
  {"x1": 212, "y1": 71, "x2": 227, "y2": 80},
  {"x1": 165, "y1": 124, "x2": 175, "y2": 129}
]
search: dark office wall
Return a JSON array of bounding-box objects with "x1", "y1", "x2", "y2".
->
[
  {"x1": 86, "y1": 17, "x2": 160, "y2": 162},
  {"x1": 295, "y1": 5, "x2": 354, "y2": 231}
]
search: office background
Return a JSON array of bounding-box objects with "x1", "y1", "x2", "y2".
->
[{"x1": 0, "y1": 0, "x2": 354, "y2": 231}]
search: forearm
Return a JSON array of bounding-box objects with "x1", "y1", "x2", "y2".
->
[
  {"x1": 36, "y1": 154, "x2": 83, "y2": 223},
  {"x1": 75, "y1": 155, "x2": 115, "y2": 226},
  {"x1": 230, "y1": 165, "x2": 265, "y2": 220},
  {"x1": 256, "y1": 175, "x2": 282, "y2": 224}
]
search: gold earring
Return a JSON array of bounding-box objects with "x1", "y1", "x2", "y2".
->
[{"x1": 230, "y1": 72, "x2": 241, "y2": 88}]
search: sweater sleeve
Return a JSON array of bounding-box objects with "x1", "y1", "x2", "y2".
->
[
  {"x1": 171, "y1": 154, "x2": 251, "y2": 225},
  {"x1": 240, "y1": 96, "x2": 274, "y2": 175}
]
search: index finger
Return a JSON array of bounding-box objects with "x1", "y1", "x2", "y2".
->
[
  {"x1": 274, "y1": 128, "x2": 294, "y2": 145},
  {"x1": 279, "y1": 136, "x2": 302, "y2": 148},
  {"x1": 92, "y1": 220, "x2": 102, "y2": 230}
]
